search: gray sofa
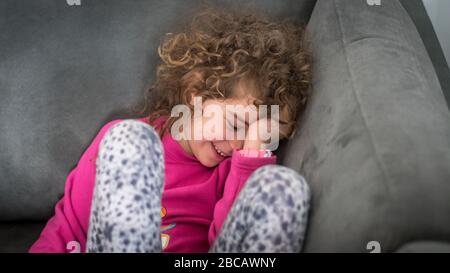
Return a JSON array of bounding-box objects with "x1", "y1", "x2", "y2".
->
[{"x1": 1, "y1": 0, "x2": 449, "y2": 253}]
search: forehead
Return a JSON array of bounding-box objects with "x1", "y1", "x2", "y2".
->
[
  {"x1": 203, "y1": 78, "x2": 262, "y2": 123},
  {"x1": 208, "y1": 79, "x2": 259, "y2": 104},
  {"x1": 204, "y1": 97, "x2": 259, "y2": 125}
]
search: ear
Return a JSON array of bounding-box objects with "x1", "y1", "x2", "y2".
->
[{"x1": 278, "y1": 105, "x2": 295, "y2": 139}]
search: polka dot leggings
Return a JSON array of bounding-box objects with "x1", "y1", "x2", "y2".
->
[{"x1": 86, "y1": 120, "x2": 311, "y2": 253}]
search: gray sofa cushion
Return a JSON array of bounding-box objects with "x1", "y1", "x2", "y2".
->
[
  {"x1": 396, "y1": 241, "x2": 450, "y2": 253},
  {"x1": 280, "y1": 0, "x2": 450, "y2": 252},
  {"x1": 0, "y1": 0, "x2": 317, "y2": 221},
  {"x1": 0, "y1": 222, "x2": 46, "y2": 253}
]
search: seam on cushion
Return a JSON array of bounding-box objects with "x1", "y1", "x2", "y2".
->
[
  {"x1": 333, "y1": 0, "x2": 392, "y2": 196},
  {"x1": 394, "y1": 240, "x2": 450, "y2": 253},
  {"x1": 346, "y1": 36, "x2": 400, "y2": 48},
  {"x1": 345, "y1": 32, "x2": 396, "y2": 43}
]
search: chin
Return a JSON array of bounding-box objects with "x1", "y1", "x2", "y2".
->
[
  {"x1": 195, "y1": 150, "x2": 221, "y2": 167},
  {"x1": 191, "y1": 143, "x2": 222, "y2": 167},
  {"x1": 202, "y1": 161, "x2": 219, "y2": 168},
  {"x1": 198, "y1": 157, "x2": 220, "y2": 168}
]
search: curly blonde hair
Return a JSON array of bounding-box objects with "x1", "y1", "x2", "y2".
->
[{"x1": 139, "y1": 4, "x2": 312, "y2": 139}]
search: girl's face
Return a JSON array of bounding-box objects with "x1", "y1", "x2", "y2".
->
[
  {"x1": 177, "y1": 95, "x2": 259, "y2": 167},
  {"x1": 179, "y1": 79, "x2": 258, "y2": 167}
]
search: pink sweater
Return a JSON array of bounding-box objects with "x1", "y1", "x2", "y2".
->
[{"x1": 29, "y1": 117, "x2": 276, "y2": 253}]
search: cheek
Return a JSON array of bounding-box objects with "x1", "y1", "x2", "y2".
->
[
  {"x1": 188, "y1": 140, "x2": 201, "y2": 154},
  {"x1": 189, "y1": 140, "x2": 212, "y2": 157},
  {"x1": 188, "y1": 140, "x2": 220, "y2": 167}
]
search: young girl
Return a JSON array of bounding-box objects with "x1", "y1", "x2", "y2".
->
[{"x1": 29, "y1": 6, "x2": 312, "y2": 253}]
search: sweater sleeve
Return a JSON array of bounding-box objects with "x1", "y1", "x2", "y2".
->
[
  {"x1": 207, "y1": 149, "x2": 276, "y2": 247},
  {"x1": 29, "y1": 120, "x2": 123, "y2": 253},
  {"x1": 29, "y1": 169, "x2": 81, "y2": 253}
]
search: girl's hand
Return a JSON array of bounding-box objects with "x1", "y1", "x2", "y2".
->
[{"x1": 243, "y1": 118, "x2": 279, "y2": 150}]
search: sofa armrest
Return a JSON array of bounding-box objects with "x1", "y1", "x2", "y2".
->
[
  {"x1": 400, "y1": 0, "x2": 450, "y2": 108},
  {"x1": 281, "y1": 0, "x2": 450, "y2": 252}
]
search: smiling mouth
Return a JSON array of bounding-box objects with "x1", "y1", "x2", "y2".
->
[{"x1": 212, "y1": 143, "x2": 228, "y2": 157}]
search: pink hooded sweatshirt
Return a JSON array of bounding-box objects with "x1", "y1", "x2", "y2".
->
[{"x1": 29, "y1": 117, "x2": 276, "y2": 253}]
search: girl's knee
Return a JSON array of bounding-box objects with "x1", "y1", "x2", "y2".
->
[
  {"x1": 96, "y1": 120, "x2": 164, "y2": 190},
  {"x1": 99, "y1": 120, "x2": 162, "y2": 158},
  {"x1": 249, "y1": 165, "x2": 311, "y2": 207},
  {"x1": 105, "y1": 120, "x2": 160, "y2": 144}
]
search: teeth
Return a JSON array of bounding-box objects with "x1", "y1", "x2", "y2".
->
[{"x1": 213, "y1": 144, "x2": 227, "y2": 157}]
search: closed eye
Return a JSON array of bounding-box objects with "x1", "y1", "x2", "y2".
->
[
  {"x1": 226, "y1": 120, "x2": 238, "y2": 130},
  {"x1": 227, "y1": 119, "x2": 247, "y2": 131}
]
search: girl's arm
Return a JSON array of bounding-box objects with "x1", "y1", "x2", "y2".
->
[
  {"x1": 29, "y1": 120, "x2": 123, "y2": 253},
  {"x1": 29, "y1": 169, "x2": 82, "y2": 253},
  {"x1": 207, "y1": 149, "x2": 276, "y2": 247}
]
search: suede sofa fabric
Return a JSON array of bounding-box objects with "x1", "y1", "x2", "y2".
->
[
  {"x1": 0, "y1": 0, "x2": 317, "y2": 221},
  {"x1": 281, "y1": 0, "x2": 450, "y2": 252}
]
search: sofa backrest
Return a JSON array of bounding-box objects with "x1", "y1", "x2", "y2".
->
[{"x1": 0, "y1": 0, "x2": 317, "y2": 221}]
